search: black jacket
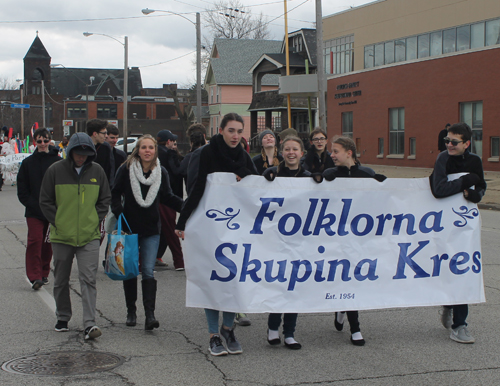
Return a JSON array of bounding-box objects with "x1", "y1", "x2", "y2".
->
[
  {"x1": 17, "y1": 146, "x2": 61, "y2": 220},
  {"x1": 111, "y1": 163, "x2": 183, "y2": 237},
  {"x1": 113, "y1": 147, "x2": 127, "y2": 170},
  {"x1": 252, "y1": 152, "x2": 283, "y2": 175},
  {"x1": 158, "y1": 145, "x2": 184, "y2": 197},
  {"x1": 429, "y1": 149, "x2": 486, "y2": 202},
  {"x1": 302, "y1": 149, "x2": 335, "y2": 173},
  {"x1": 263, "y1": 163, "x2": 311, "y2": 179},
  {"x1": 94, "y1": 141, "x2": 115, "y2": 186},
  {"x1": 177, "y1": 134, "x2": 257, "y2": 230},
  {"x1": 323, "y1": 164, "x2": 386, "y2": 181}
]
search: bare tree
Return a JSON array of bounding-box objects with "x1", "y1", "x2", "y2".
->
[
  {"x1": 0, "y1": 77, "x2": 20, "y2": 91},
  {"x1": 203, "y1": 0, "x2": 272, "y2": 56}
]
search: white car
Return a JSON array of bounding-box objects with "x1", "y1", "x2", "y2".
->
[{"x1": 115, "y1": 137, "x2": 139, "y2": 154}]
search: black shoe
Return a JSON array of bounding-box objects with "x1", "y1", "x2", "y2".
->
[
  {"x1": 145, "y1": 315, "x2": 159, "y2": 330},
  {"x1": 350, "y1": 332, "x2": 365, "y2": 346},
  {"x1": 42, "y1": 277, "x2": 49, "y2": 285},
  {"x1": 284, "y1": 340, "x2": 302, "y2": 350},
  {"x1": 55, "y1": 320, "x2": 69, "y2": 332},
  {"x1": 31, "y1": 279, "x2": 43, "y2": 290},
  {"x1": 267, "y1": 329, "x2": 281, "y2": 345},
  {"x1": 126, "y1": 312, "x2": 137, "y2": 327},
  {"x1": 334, "y1": 312, "x2": 345, "y2": 331},
  {"x1": 84, "y1": 326, "x2": 102, "y2": 340}
]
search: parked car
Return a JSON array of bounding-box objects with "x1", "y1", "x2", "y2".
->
[{"x1": 115, "y1": 137, "x2": 139, "y2": 154}]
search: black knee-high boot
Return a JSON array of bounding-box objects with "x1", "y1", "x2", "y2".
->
[
  {"x1": 123, "y1": 278, "x2": 137, "y2": 326},
  {"x1": 142, "y1": 278, "x2": 159, "y2": 330}
]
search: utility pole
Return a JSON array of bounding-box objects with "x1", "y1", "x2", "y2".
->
[
  {"x1": 316, "y1": 0, "x2": 327, "y2": 130},
  {"x1": 196, "y1": 12, "x2": 202, "y2": 123}
]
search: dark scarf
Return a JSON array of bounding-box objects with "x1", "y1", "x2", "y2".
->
[
  {"x1": 210, "y1": 134, "x2": 253, "y2": 177},
  {"x1": 304, "y1": 149, "x2": 328, "y2": 173}
]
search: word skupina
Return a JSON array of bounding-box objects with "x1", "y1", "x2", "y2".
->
[{"x1": 207, "y1": 198, "x2": 481, "y2": 291}]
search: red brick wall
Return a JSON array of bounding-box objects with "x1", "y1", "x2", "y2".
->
[{"x1": 327, "y1": 47, "x2": 500, "y2": 171}]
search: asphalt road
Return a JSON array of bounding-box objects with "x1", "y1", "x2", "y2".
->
[{"x1": 0, "y1": 182, "x2": 499, "y2": 385}]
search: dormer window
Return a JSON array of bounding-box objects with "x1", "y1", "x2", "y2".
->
[{"x1": 292, "y1": 35, "x2": 303, "y2": 52}]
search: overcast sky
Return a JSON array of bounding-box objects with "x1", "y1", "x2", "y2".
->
[{"x1": 0, "y1": 0, "x2": 373, "y2": 89}]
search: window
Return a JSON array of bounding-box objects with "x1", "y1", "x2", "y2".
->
[
  {"x1": 324, "y1": 35, "x2": 354, "y2": 74},
  {"x1": 430, "y1": 31, "x2": 443, "y2": 56},
  {"x1": 364, "y1": 45, "x2": 374, "y2": 68},
  {"x1": 409, "y1": 137, "x2": 416, "y2": 156},
  {"x1": 418, "y1": 34, "x2": 430, "y2": 58},
  {"x1": 395, "y1": 39, "x2": 406, "y2": 62},
  {"x1": 443, "y1": 28, "x2": 456, "y2": 53},
  {"x1": 210, "y1": 87, "x2": 214, "y2": 104},
  {"x1": 491, "y1": 137, "x2": 499, "y2": 158},
  {"x1": 457, "y1": 25, "x2": 470, "y2": 51},
  {"x1": 97, "y1": 104, "x2": 117, "y2": 119},
  {"x1": 406, "y1": 37, "x2": 417, "y2": 60},
  {"x1": 378, "y1": 138, "x2": 384, "y2": 156},
  {"x1": 364, "y1": 17, "x2": 500, "y2": 69},
  {"x1": 374, "y1": 43, "x2": 384, "y2": 66},
  {"x1": 460, "y1": 101, "x2": 483, "y2": 158},
  {"x1": 67, "y1": 104, "x2": 87, "y2": 119},
  {"x1": 389, "y1": 108, "x2": 405, "y2": 155},
  {"x1": 471, "y1": 22, "x2": 485, "y2": 48},
  {"x1": 384, "y1": 41, "x2": 395, "y2": 64},
  {"x1": 486, "y1": 19, "x2": 500, "y2": 46},
  {"x1": 342, "y1": 112, "x2": 353, "y2": 138}
]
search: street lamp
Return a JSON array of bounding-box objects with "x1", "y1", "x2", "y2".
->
[
  {"x1": 141, "y1": 8, "x2": 202, "y2": 124},
  {"x1": 15, "y1": 79, "x2": 24, "y2": 138},
  {"x1": 83, "y1": 32, "x2": 129, "y2": 153}
]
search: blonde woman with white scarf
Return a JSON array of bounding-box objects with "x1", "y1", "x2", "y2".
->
[{"x1": 111, "y1": 134, "x2": 183, "y2": 330}]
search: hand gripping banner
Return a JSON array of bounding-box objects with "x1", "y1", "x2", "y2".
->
[{"x1": 183, "y1": 173, "x2": 485, "y2": 313}]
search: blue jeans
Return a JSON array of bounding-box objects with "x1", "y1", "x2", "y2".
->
[
  {"x1": 205, "y1": 309, "x2": 235, "y2": 334},
  {"x1": 139, "y1": 235, "x2": 160, "y2": 280}
]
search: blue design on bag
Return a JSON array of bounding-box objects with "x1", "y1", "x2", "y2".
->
[
  {"x1": 105, "y1": 214, "x2": 140, "y2": 280},
  {"x1": 206, "y1": 208, "x2": 240, "y2": 230},
  {"x1": 452, "y1": 206, "x2": 479, "y2": 228}
]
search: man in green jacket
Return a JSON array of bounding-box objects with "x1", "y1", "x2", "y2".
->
[{"x1": 40, "y1": 132, "x2": 111, "y2": 340}]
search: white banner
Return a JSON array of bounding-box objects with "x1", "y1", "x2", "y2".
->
[
  {"x1": 0, "y1": 153, "x2": 31, "y2": 165},
  {"x1": 183, "y1": 173, "x2": 485, "y2": 313}
]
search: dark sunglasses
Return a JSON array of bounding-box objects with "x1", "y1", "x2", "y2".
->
[
  {"x1": 36, "y1": 139, "x2": 50, "y2": 144},
  {"x1": 443, "y1": 137, "x2": 465, "y2": 146}
]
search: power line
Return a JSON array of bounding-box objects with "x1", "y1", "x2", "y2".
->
[{"x1": 139, "y1": 50, "x2": 196, "y2": 68}]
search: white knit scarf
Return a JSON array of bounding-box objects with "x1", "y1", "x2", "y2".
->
[{"x1": 129, "y1": 158, "x2": 161, "y2": 208}]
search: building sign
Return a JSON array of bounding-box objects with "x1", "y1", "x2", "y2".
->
[
  {"x1": 108, "y1": 120, "x2": 119, "y2": 127},
  {"x1": 335, "y1": 81, "x2": 361, "y2": 105},
  {"x1": 63, "y1": 120, "x2": 73, "y2": 126}
]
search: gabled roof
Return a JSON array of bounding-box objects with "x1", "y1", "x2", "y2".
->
[
  {"x1": 205, "y1": 38, "x2": 282, "y2": 86},
  {"x1": 24, "y1": 35, "x2": 51, "y2": 60},
  {"x1": 248, "y1": 53, "x2": 315, "y2": 74},
  {"x1": 50, "y1": 67, "x2": 143, "y2": 97},
  {"x1": 280, "y1": 29, "x2": 317, "y2": 66}
]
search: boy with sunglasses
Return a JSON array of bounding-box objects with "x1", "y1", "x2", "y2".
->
[
  {"x1": 429, "y1": 122, "x2": 486, "y2": 344},
  {"x1": 17, "y1": 128, "x2": 61, "y2": 290}
]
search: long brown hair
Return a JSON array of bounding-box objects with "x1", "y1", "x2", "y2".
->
[{"x1": 125, "y1": 134, "x2": 158, "y2": 169}]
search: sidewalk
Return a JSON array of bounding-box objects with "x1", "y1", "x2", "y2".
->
[{"x1": 366, "y1": 164, "x2": 500, "y2": 211}]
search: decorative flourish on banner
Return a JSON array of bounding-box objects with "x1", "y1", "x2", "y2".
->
[
  {"x1": 452, "y1": 206, "x2": 479, "y2": 227},
  {"x1": 206, "y1": 208, "x2": 241, "y2": 230}
]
